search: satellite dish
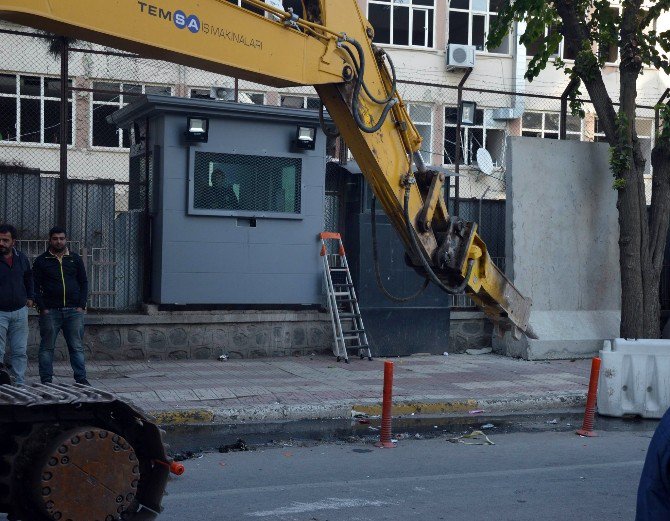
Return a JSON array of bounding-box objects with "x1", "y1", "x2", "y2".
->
[{"x1": 476, "y1": 148, "x2": 494, "y2": 176}]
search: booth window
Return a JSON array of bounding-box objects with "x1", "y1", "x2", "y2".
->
[{"x1": 192, "y1": 152, "x2": 301, "y2": 215}]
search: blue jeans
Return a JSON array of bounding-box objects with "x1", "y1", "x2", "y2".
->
[
  {"x1": 38, "y1": 308, "x2": 87, "y2": 383},
  {"x1": 0, "y1": 307, "x2": 29, "y2": 384}
]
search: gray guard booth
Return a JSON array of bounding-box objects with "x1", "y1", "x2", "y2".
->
[{"x1": 110, "y1": 96, "x2": 328, "y2": 307}]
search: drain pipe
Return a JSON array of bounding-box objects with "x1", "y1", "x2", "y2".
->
[
  {"x1": 492, "y1": 21, "x2": 527, "y2": 122},
  {"x1": 454, "y1": 68, "x2": 473, "y2": 217}
]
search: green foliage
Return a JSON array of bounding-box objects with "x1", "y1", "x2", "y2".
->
[
  {"x1": 609, "y1": 112, "x2": 632, "y2": 190},
  {"x1": 486, "y1": 1, "x2": 670, "y2": 80},
  {"x1": 656, "y1": 103, "x2": 670, "y2": 140}
]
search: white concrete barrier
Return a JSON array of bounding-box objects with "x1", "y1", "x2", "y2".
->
[{"x1": 598, "y1": 338, "x2": 670, "y2": 418}]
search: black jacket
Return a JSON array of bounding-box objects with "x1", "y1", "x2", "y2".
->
[
  {"x1": 33, "y1": 250, "x2": 88, "y2": 310},
  {"x1": 0, "y1": 249, "x2": 34, "y2": 312}
]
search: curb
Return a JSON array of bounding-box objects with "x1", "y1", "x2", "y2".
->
[{"x1": 147, "y1": 391, "x2": 587, "y2": 426}]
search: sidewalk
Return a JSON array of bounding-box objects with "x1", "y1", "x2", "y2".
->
[{"x1": 25, "y1": 354, "x2": 591, "y2": 425}]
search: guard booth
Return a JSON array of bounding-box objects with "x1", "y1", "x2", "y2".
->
[{"x1": 110, "y1": 95, "x2": 329, "y2": 307}]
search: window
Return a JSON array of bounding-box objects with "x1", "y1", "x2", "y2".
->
[
  {"x1": 280, "y1": 95, "x2": 320, "y2": 109},
  {"x1": 368, "y1": 0, "x2": 435, "y2": 48},
  {"x1": 525, "y1": 25, "x2": 579, "y2": 60},
  {"x1": 91, "y1": 82, "x2": 172, "y2": 148},
  {"x1": 192, "y1": 152, "x2": 301, "y2": 215},
  {"x1": 444, "y1": 106, "x2": 505, "y2": 166},
  {"x1": 407, "y1": 103, "x2": 433, "y2": 164},
  {"x1": 522, "y1": 112, "x2": 559, "y2": 139},
  {"x1": 522, "y1": 112, "x2": 583, "y2": 140},
  {"x1": 239, "y1": 91, "x2": 265, "y2": 104},
  {"x1": 449, "y1": 0, "x2": 509, "y2": 54},
  {"x1": 593, "y1": 116, "x2": 607, "y2": 143},
  {"x1": 0, "y1": 74, "x2": 73, "y2": 145}
]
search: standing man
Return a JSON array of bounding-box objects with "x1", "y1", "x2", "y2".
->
[
  {"x1": 0, "y1": 224, "x2": 33, "y2": 385},
  {"x1": 33, "y1": 226, "x2": 90, "y2": 385}
]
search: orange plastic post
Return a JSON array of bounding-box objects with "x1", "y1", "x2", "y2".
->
[
  {"x1": 154, "y1": 459, "x2": 185, "y2": 476},
  {"x1": 376, "y1": 361, "x2": 395, "y2": 448},
  {"x1": 576, "y1": 357, "x2": 602, "y2": 437}
]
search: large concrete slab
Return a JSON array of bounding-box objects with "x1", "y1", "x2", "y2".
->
[{"x1": 494, "y1": 137, "x2": 621, "y2": 360}]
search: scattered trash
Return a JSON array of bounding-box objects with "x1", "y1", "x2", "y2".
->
[
  {"x1": 448, "y1": 430, "x2": 495, "y2": 446},
  {"x1": 171, "y1": 450, "x2": 203, "y2": 461},
  {"x1": 433, "y1": 425, "x2": 438, "y2": 429},
  {"x1": 351, "y1": 410, "x2": 369, "y2": 419},
  {"x1": 469, "y1": 409, "x2": 485, "y2": 415},
  {"x1": 391, "y1": 439, "x2": 398, "y2": 443},
  {"x1": 218, "y1": 461, "x2": 226, "y2": 467},
  {"x1": 368, "y1": 426, "x2": 379, "y2": 431},
  {"x1": 466, "y1": 347, "x2": 493, "y2": 355},
  {"x1": 443, "y1": 352, "x2": 449, "y2": 357},
  {"x1": 218, "y1": 354, "x2": 229, "y2": 361},
  {"x1": 546, "y1": 419, "x2": 558, "y2": 424},
  {"x1": 414, "y1": 433, "x2": 423, "y2": 439},
  {"x1": 566, "y1": 423, "x2": 572, "y2": 427},
  {"x1": 358, "y1": 419, "x2": 370, "y2": 424},
  {"x1": 481, "y1": 423, "x2": 495, "y2": 429},
  {"x1": 218, "y1": 439, "x2": 249, "y2": 453}
]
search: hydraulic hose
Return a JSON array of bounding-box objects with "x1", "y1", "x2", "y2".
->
[{"x1": 371, "y1": 195, "x2": 429, "y2": 302}]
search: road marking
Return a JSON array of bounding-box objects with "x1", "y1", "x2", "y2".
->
[
  {"x1": 246, "y1": 498, "x2": 393, "y2": 517},
  {"x1": 163, "y1": 459, "x2": 644, "y2": 501}
]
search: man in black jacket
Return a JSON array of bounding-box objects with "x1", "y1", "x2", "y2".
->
[
  {"x1": 0, "y1": 224, "x2": 33, "y2": 385},
  {"x1": 33, "y1": 226, "x2": 89, "y2": 385}
]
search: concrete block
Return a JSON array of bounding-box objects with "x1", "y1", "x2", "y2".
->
[
  {"x1": 598, "y1": 338, "x2": 670, "y2": 419},
  {"x1": 497, "y1": 138, "x2": 620, "y2": 360},
  {"x1": 494, "y1": 310, "x2": 620, "y2": 360}
]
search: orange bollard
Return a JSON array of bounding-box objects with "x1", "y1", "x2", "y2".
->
[
  {"x1": 376, "y1": 361, "x2": 395, "y2": 448},
  {"x1": 576, "y1": 357, "x2": 602, "y2": 437},
  {"x1": 154, "y1": 459, "x2": 185, "y2": 476}
]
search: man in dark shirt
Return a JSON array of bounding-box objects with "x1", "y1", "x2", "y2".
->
[
  {"x1": 637, "y1": 407, "x2": 670, "y2": 520},
  {"x1": 33, "y1": 226, "x2": 89, "y2": 385},
  {"x1": 0, "y1": 223, "x2": 34, "y2": 385}
]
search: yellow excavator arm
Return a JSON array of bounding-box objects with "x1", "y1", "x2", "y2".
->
[{"x1": 0, "y1": 0, "x2": 534, "y2": 338}]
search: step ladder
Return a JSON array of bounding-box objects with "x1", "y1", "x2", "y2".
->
[{"x1": 319, "y1": 232, "x2": 372, "y2": 363}]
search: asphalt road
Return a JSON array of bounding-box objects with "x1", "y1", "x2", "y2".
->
[{"x1": 158, "y1": 429, "x2": 653, "y2": 520}]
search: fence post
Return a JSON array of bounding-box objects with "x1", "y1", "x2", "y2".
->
[
  {"x1": 58, "y1": 36, "x2": 69, "y2": 229},
  {"x1": 560, "y1": 78, "x2": 580, "y2": 140},
  {"x1": 453, "y1": 68, "x2": 472, "y2": 217},
  {"x1": 655, "y1": 88, "x2": 670, "y2": 135}
]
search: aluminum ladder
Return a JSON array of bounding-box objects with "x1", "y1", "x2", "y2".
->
[{"x1": 319, "y1": 232, "x2": 372, "y2": 363}]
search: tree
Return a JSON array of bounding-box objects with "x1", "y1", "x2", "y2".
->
[{"x1": 488, "y1": 0, "x2": 670, "y2": 339}]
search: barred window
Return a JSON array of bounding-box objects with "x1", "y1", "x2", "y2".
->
[
  {"x1": 449, "y1": 0, "x2": 509, "y2": 54},
  {"x1": 368, "y1": 0, "x2": 435, "y2": 48},
  {"x1": 0, "y1": 74, "x2": 73, "y2": 145},
  {"x1": 192, "y1": 152, "x2": 301, "y2": 215},
  {"x1": 91, "y1": 82, "x2": 172, "y2": 148},
  {"x1": 444, "y1": 106, "x2": 504, "y2": 166},
  {"x1": 280, "y1": 95, "x2": 320, "y2": 110}
]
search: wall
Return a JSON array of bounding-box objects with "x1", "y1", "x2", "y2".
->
[{"x1": 495, "y1": 137, "x2": 621, "y2": 359}]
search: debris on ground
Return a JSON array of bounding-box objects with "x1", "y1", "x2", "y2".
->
[
  {"x1": 481, "y1": 423, "x2": 495, "y2": 429},
  {"x1": 443, "y1": 352, "x2": 449, "y2": 356},
  {"x1": 171, "y1": 450, "x2": 204, "y2": 461},
  {"x1": 448, "y1": 430, "x2": 495, "y2": 446},
  {"x1": 466, "y1": 347, "x2": 493, "y2": 355},
  {"x1": 351, "y1": 410, "x2": 369, "y2": 419},
  {"x1": 546, "y1": 418, "x2": 559, "y2": 424},
  {"x1": 218, "y1": 353, "x2": 229, "y2": 361},
  {"x1": 358, "y1": 418, "x2": 370, "y2": 424},
  {"x1": 218, "y1": 439, "x2": 250, "y2": 453},
  {"x1": 469, "y1": 409, "x2": 485, "y2": 415}
]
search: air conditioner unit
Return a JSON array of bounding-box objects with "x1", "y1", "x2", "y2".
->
[
  {"x1": 210, "y1": 86, "x2": 235, "y2": 101},
  {"x1": 446, "y1": 44, "x2": 476, "y2": 70}
]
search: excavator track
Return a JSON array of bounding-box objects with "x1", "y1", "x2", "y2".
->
[{"x1": 0, "y1": 382, "x2": 169, "y2": 521}]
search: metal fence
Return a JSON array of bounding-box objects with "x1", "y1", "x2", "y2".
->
[{"x1": 0, "y1": 25, "x2": 666, "y2": 311}]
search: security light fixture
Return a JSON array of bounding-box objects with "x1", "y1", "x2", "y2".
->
[
  {"x1": 185, "y1": 117, "x2": 209, "y2": 143},
  {"x1": 460, "y1": 101, "x2": 477, "y2": 126},
  {"x1": 295, "y1": 125, "x2": 316, "y2": 151}
]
